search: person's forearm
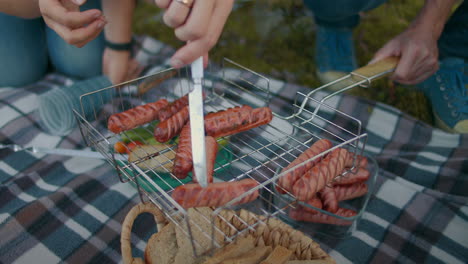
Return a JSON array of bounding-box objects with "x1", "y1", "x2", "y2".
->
[
  {"x1": 410, "y1": 0, "x2": 458, "y2": 39},
  {"x1": 0, "y1": 0, "x2": 40, "y2": 19},
  {"x1": 101, "y1": 0, "x2": 135, "y2": 43}
]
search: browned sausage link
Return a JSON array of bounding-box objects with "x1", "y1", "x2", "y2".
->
[
  {"x1": 334, "y1": 182, "x2": 368, "y2": 201},
  {"x1": 299, "y1": 196, "x2": 323, "y2": 214},
  {"x1": 319, "y1": 186, "x2": 338, "y2": 213},
  {"x1": 173, "y1": 106, "x2": 272, "y2": 179},
  {"x1": 277, "y1": 139, "x2": 333, "y2": 194},
  {"x1": 108, "y1": 99, "x2": 169, "y2": 134},
  {"x1": 171, "y1": 179, "x2": 259, "y2": 209},
  {"x1": 334, "y1": 167, "x2": 370, "y2": 185},
  {"x1": 344, "y1": 154, "x2": 368, "y2": 170},
  {"x1": 204, "y1": 105, "x2": 252, "y2": 137},
  {"x1": 289, "y1": 207, "x2": 357, "y2": 226},
  {"x1": 204, "y1": 106, "x2": 273, "y2": 138},
  {"x1": 172, "y1": 123, "x2": 192, "y2": 179},
  {"x1": 154, "y1": 106, "x2": 189, "y2": 143},
  {"x1": 292, "y1": 148, "x2": 349, "y2": 201},
  {"x1": 158, "y1": 94, "x2": 189, "y2": 122},
  {"x1": 192, "y1": 136, "x2": 218, "y2": 184}
]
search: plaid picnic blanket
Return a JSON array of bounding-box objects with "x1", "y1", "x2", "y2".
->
[{"x1": 0, "y1": 36, "x2": 467, "y2": 264}]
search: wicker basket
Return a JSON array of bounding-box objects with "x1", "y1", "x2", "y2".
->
[{"x1": 121, "y1": 203, "x2": 335, "y2": 264}]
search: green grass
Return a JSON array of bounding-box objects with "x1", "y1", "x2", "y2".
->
[{"x1": 133, "y1": 0, "x2": 433, "y2": 125}]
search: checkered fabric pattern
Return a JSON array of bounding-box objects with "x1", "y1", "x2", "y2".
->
[{"x1": 1, "y1": 36, "x2": 467, "y2": 264}]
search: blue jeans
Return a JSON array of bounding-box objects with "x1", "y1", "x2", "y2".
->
[
  {"x1": 303, "y1": 0, "x2": 387, "y2": 29},
  {"x1": 0, "y1": 0, "x2": 104, "y2": 87},
  {"x1": 303, "y1": 0, "x2": 468, "y2": 60}
]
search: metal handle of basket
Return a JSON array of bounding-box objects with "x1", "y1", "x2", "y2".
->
[
  {"x1": 302, "y1": 56, "x2": 400, "y2": 121},
  {"x1": 352, "y1": 56, "x2": 400, "y2": 83}
]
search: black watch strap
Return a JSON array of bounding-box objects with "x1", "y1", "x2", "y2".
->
[{"x1": 104, "y1": 39, "x2": 133, "y2": 51}]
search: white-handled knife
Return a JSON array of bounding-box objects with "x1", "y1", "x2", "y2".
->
[{"x1": 189, "y1": 57, "x2": 208, "y2": 188}]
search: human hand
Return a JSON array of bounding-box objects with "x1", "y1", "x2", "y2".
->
[
  {"x1": 102, "y1": 48, "x2": 143, "y2": 85},
  {"x1": 154, "y1": 0, "x2": 234, "y2": 68},
  {"x1": 369, "y1": 26, "x2": 439, "y2": 85},
  {"x1": 39, "y1": 0, "x2": 106, "y2": 48}
]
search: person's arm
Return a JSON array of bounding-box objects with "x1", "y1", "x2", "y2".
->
[
  {"x1": 101, "y1": 0, "x2": 137, "y2": 84},
  {"x1": 370, "y1": 0, "x2": 458, "y2": 84},
  {"x1": 0, "y1": 0, "x2": 40, "y2": 19}
]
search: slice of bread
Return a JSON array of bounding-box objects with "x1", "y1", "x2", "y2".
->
[
  {"x1": 260, "y1": 245, "x2": 293, "y2": 264},
  {"x1": 174, "y1": 207, "x2": 225, "y2": 264},
  {"x1": 144, "y1": 222, "x2": 177, "y2": 264},
  {"x1": 223, "y1": 245, "x2": 272, "y2": 264},
  {"x1": 202, "y1": 235, "x2": 256, "y2": 264}
]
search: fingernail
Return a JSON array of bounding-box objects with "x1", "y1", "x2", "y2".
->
[
  {"x1": 97, "y1": 21, "x2": 105, "y2": 28},
  {"x1": 74, "y1": 0, "x2": 85, "y2": 5},
  {"x1": 93, "y1": 12, "x2": 101, "y2": 19},
  {"x1": 170, "y1": 58, "x2": 184, "y2": 68}
]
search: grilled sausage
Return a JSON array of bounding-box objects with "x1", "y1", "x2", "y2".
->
[
  {"x1": 154, "y1": 106, "x2": 189, "y2": 143},
  {"x1": 299, "y1": 196, "x2": 323, "y2": 214},
  {"x1": 292, "y1": 148, "x2": 349, "y2": 201},
  {"x1": 334, "y1": 182, "x2": 368, "y2": 201},
  {"x1": 344, "y1": 154, "x2": 368, "y2": 168},
  {"x1": 171, "y1": 179, "x2": 259, "y2": 209},
  {"x1": 319, "y1": 186, "x2": 338, "y2": 213},
  {"x1": 276, "y1": 139, "x2": 333, "y2": 194},
  {"x1": 333, "y1": 167, "x2": 370, "y2": 185},
  {"x1": 157, "y1": 94, "x2": 189, "y2": 122},
  {"x1": 204, "y1": 106, "x2": 272, "y2": 138},
  {"x1": 289, "y1": 207, "x2": 357, "y2": 226},
  {"x1": 108, "y1": 99, "x2": 169, "y2": 134},
  {"x1": 173, "y1": 106, "x2": 273, "y2": 179},
  {"x1": 173, "y1": 123, "x2": 192, "y2": 179},
  {"x1": 192, "y1": 136, "x2": 218, "y2": 184}
]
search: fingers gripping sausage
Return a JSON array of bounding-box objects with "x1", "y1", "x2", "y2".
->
[
  {"x1": 277, "y1": 139, "x2": 333, "y2": 194},
  {"x1": 292, "y1": 148, "x2": 349, "y2": 201},
  {"x1": 289, "y1": 207, "x2": 357, "y2": 226},
  {"x1": 171, "y1": 179, "x2": 259, "y2": 209},
  {"x1": 108, "y1": 99, "x2": 169, "y2": 134},
  {"x1": 157, "y1": 94, "x2": 189, "y2": 122},
  {"x1": 154, "y1": 106, "x2": 189, "y2": 143},
  {"x1": 192, "y1": 136, "x2": 218, "y2": 184}
]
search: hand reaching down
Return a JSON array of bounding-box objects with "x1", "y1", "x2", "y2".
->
[{"x1": 39, "y1": 0, "x2": 106, "y2": 48}]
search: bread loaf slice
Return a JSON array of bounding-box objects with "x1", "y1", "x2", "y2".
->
[
  {"x1": 174, "y1": 207, "x2": 225, "y2": 264},
  {"x1": 260, "y1": 245, "x2": 293, "y2": 264},
  {"x1": 223, "y1": 245, "x2": 272, "y2": 264},
  {"x1": 144, "y1": 222, "x2": 177, "y2": 264},
  {"x1": 202, "y1": 235, "x2": 255, "y2": 264}
]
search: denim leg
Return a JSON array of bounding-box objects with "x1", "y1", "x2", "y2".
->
[
  {"x1": 0, "y1": 14, "x2": 48, "y2": 87},
  {"x1": 46, "y1": 0, "x2": 104, "y2": 79},
  {"x1": 303, "y1": 0, "x2": 388, "y2": 29},
  {"x1": 438, "y1": 0, "x2": 468, "y2": 61}
]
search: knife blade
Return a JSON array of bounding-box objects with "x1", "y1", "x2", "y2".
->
[{"x1": 189, "y1": 57, "x2": 208, "y2": 188}]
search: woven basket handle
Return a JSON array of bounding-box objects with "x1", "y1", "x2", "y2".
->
[{"x1": 121, "y1": 203, "x2": 167, "y2": 264}]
